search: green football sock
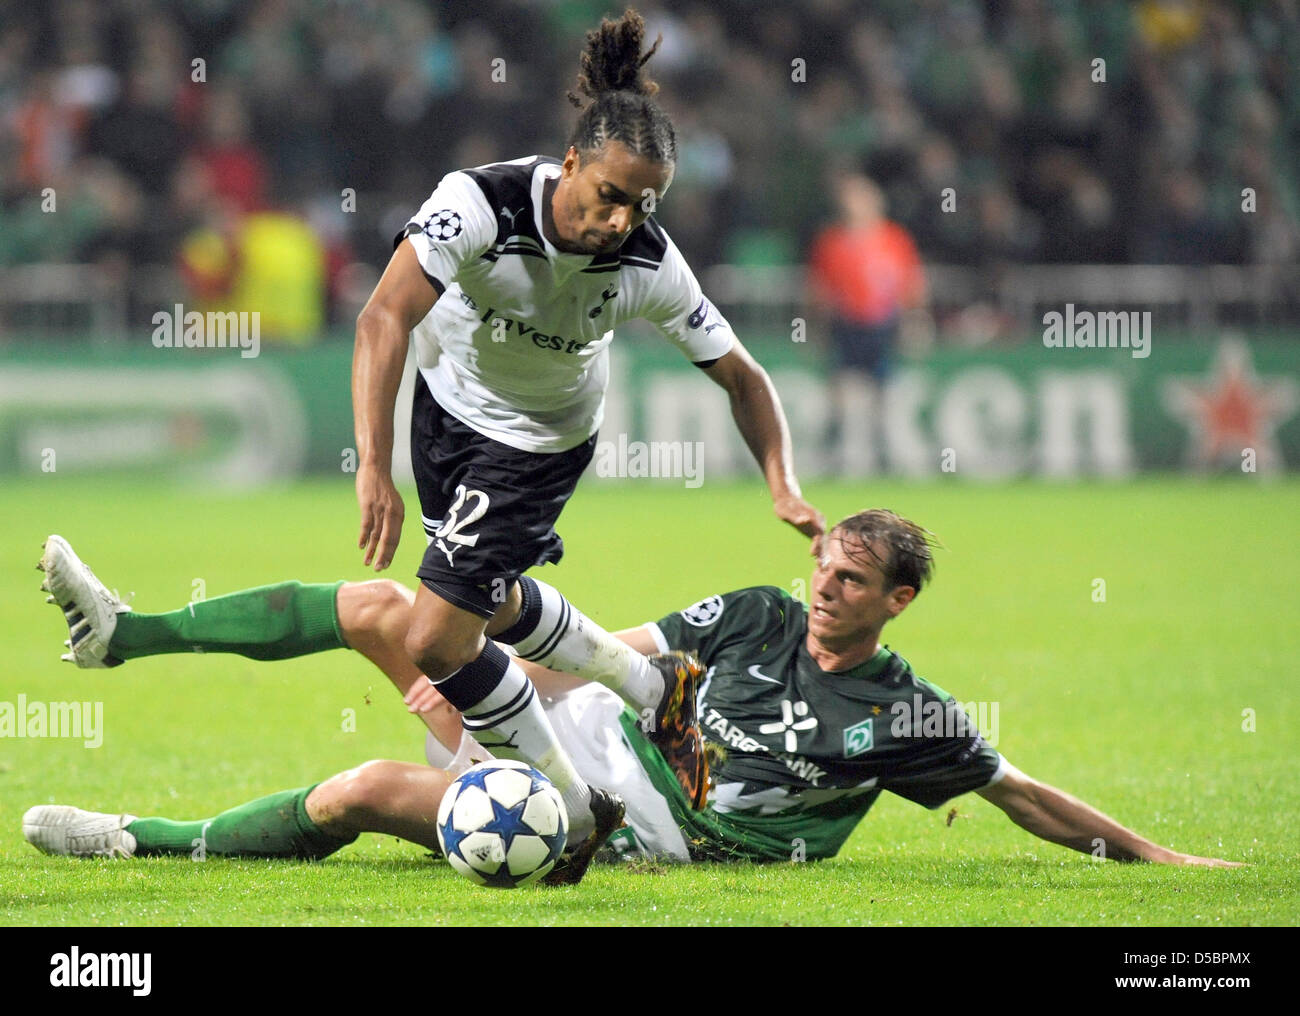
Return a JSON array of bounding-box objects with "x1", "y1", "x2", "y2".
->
[
  {"x1": 127, "y1": 786, "x2": 357, "y2": 860},
  {"x1": 109, "y1": 580, "x2": 346, "y2": 661}
]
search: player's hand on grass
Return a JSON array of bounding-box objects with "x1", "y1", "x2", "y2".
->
[
  {"x1": 774, "y1": 493, "x2": 826, "y2": 556},
  {"x1": 403, "y1": 677, "x2": 443, "y2": 714},
  {"x1": 1165, "y1": 851, "x2": 1245, "y2": 868},
  {"x1": 1144, "y1": 842, "x2": 1244, "y2": 867},
  {"x1": 356, "y1": 463, "x2": 405, "y2": 571}
]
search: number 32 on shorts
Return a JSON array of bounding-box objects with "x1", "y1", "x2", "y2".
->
[{"x1": 433, "y1": 485, "x2": 489, "y2": 565}]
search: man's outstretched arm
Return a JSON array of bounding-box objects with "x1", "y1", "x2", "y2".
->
[
  {"x1": 352, "y1": 240, "x2": 440, "y2": 571},
  {"x1": 976, "y1": 761, "x2": 1241, "y2": 867},
  {"x1": 700, "y1": 343, "x2": 826, "y2": 553}
]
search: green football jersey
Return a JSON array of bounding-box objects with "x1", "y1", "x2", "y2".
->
[{"x1": 650, "y1": 586, "x2": 1003, "y2": 860}]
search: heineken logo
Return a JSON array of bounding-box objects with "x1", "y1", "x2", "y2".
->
[{"x1": 843, "y1": 717, "x2": 874, "y2": 757}]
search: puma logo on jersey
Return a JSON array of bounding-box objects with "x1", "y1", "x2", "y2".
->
[
  {"x1": 473, "y1": 730, "x2": 521, "y2": 752},
  {"x1": 499, "y1": 206, "x2": 523, "y2": 228}
]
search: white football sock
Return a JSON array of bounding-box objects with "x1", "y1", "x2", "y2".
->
[
  {"x1": 434, "y1": 640, "x2": 593, "y2": 842},
  {"x1": 424, "y1": 730, "x2": 494, "y2": 777},
  {"x1": 504, "y1": 577, "x2": 664, "y2": 713}
]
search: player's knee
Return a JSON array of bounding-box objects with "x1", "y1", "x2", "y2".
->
[
  {"x1": 318, "y1": 760, "x2": 400, "y2": 820},
  {"x1": 404, "y1": 622, "x2": 480, "y2": 681},
  {"x1": 338, "y1": 580, "x2": 412, "y2": 645},
  {"x1": 484, "y1": 582, "x2": 524, "y2": 638}
]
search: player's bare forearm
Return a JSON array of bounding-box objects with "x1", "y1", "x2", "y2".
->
[
  {"x1": 702, "y1": 345, "x2": 826, "y2": 549},
  {"x1": 352, "y1": 308, "x2": 407, "y2": 472},
  {"x1": 1000, "y1": 779, "x2": 1169, "y2": 860},
  {"x1": 351, "y1": 313, "x2": 407, "y2": 569},
  {"x1": 352, "y1": 241, "x2": 440, "y2": 568},
  {"x1": 978, "y1": 763, "x2": 1241, "y2": 866},
  {"x1": 716, "y1": 353, "x2": 798, "y2": 494},
  {"x1": 354, "y1": 243, "x2": 437, "y2": 464}
]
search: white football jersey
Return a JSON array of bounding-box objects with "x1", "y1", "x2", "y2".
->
[{"x1": 400, "y1": 155, "x2": 736, "y2": 452}]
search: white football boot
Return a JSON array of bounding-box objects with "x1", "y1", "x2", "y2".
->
[
  {"x1": 23, "y1": 805, "x2": 138, "y2": 858},
  {"x1": 38, "y1": 535, "x2": 129, "y2": 668}
]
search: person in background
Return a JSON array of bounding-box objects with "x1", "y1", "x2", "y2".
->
[{"x1": 808, "y1": 169, "x2": 928, "y2": 473}]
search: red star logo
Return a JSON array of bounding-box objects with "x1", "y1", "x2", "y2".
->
[{"x1": 1161, "y1": 340, "x2": 1297, "y2": 472}]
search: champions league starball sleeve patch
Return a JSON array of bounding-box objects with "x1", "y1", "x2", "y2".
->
[
  {"x1": 400, "y1": 171, "x2": 496, "y2": 290},
  {"x1": 657, "y1": 587, "x2": 786, "y2": 656},
  {"x1": 422, "y1": 209, "x2": 464, "y2": 242},
  {"x1": 680, "y1": 594, "x2": 724, "y2": 627}
]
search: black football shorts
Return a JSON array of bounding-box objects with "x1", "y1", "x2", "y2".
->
[{"x1": 410, "y1": 373, "x2": 596, "y2": 618}]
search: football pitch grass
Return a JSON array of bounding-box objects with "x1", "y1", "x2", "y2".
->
[{"x1": 1, "y1": 476, "x2": 1296, "y2": 926}]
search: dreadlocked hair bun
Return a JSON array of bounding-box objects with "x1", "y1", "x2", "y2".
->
[
  {"x1": 568, "y1": 7, "x2": 663, "y2": 107},
  {"x1": 565, "y1": 8, "x2": 677, "y2": 166}
]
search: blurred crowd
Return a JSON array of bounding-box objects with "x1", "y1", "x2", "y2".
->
[{"x1": 1, "y1": 0, "x2": 1297, "y2": 332}]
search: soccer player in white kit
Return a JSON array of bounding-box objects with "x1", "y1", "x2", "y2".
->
[{"x1": 350, "y1": 10, "x2": 824, "y2": 872}]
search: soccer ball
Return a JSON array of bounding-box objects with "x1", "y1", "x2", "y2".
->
[{"x1": 436, "y1": 759, "x2": 568, "y2": 888}]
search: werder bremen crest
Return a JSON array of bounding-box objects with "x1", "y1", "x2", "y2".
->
[{"x1": 843, "y1": 717, "x2": 874, "y2": 758}]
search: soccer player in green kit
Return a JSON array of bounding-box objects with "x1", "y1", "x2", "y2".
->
[{"x1": 26, "y1": 511, "x2": 1237, "y2": 868}]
